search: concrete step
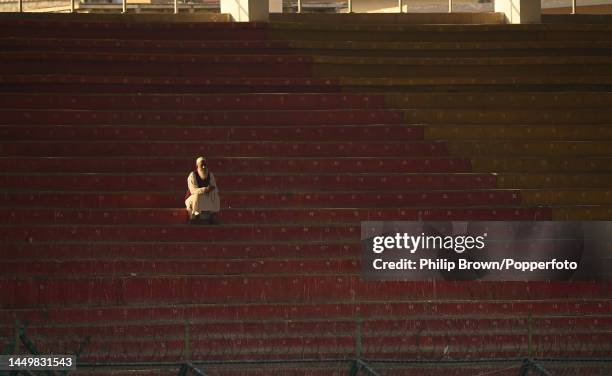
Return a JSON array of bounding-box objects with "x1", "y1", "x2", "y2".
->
[
  {"x1": 3, "y1": 172, "x2": 607, "y2": 192},
  {"x1": 553, "y1": 206, "x2": 612, "y2": 220},
  {"x1": 338, "y1": 76, "x2": 612, "y2": 91},
  {"x1": 3, "y1": 300, "x2": 608, "y2": 326},
  {"x1": 425, "y1": 125, "x2": 612, "y2": 140},
  {"x1": 471, "y1": 157, "x2": 612, "y2": 172},
  {"x1": 406, "y1": 109, "x2": 612, "y2": 124},
  {"x1": 0, "y1": 173, "x2": 497, "y2": 191},
  {"x1": 6, "y1": 332, "x2": 609, "y2": 362},
  {"x1": 0, "y1": 141, "x2": 449, "y2": 158},
  {"x1": 6, "y1": 52, "x2": 612, "y2": 67},
  {"x1": 0, "y1": 242, "x2": 361, "y2": 261},
  {"x1": 5, "y1": 124, "x2": 612, "y2": 143},
  {"x1": 0, "y1": 74, "x2": 344, "y2": 93},
  {"x1": 0, "y1": 206, "x2": 548, "y2": 226},
  {"x1": 4, "y1": 92, "x2": 612, "y2": 111},
  {"x1": 287, "y1": 40, "x2": 612, "y2": 58},
  {"x1": 12, "y1": 318, "x2": 611, "y2": 338},
  {"x1": 0, "y1": 37, "x2": 295, "y2": 55},
  {"x1": 0, "y1": 93, "x2": 387, "y2": 111},
  {"x1": 0, "y1": 157, "x2": 473, "y2": 173},
  {"x1": 446, "y1": 141, "x2": 612, "y2": 157},
  {"x1": 0, "y1": 190, "x2": 521, "y2": 209},
  {"x1": 5, "y1": 37, "x2": 612, "y2": 57},
  {"x1": 312, "y1": 56, "x2": 612, "y2": 78},
  {"x1": 0, "y1": 224, "x2": 361, "y2": 243},
  {"x1": 0, "y1": 124, "x2": 423, "y2": 142},
  {"x1": 0, "y1": 258, "x2": 361, "y2": 277},
  {"x1": 0, "y1": 108, "x2": 404, "y2": 126},
  {"x1": 1, "y1": 277, "x2": 609, "y2": 308},
  {"x1": 5, "y1": 108, "x2": 612, "y2": 126},
  {"x1": 496, "y1": 174, "x2": 612, "y2": 189},
  {"x1": 3, "y1": 52, "x2": 611, "y2": 77},
  {"x1": 4, "y1": 74, "x2": 612, "y2": 93},
  {"x1": 267, "y1": 23, "x2": 612, "y2": 43},
  {"x1": 521, "y1": 190, "x2": 612, "y2": 206},
  {"x1": 0, "y1": 51, "x2": 314, "y2": 77},
  {"x1": 387, "y1": 92, "x2": 612, "y2": 110},
  {"x1": 3, "y1": 190, "x2": 610, "y2": 210}
]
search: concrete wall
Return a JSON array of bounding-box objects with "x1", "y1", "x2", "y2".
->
[
  {"x1": 270, "y1": 0, "x2": 281, "y2": 12},
  {"x1": 220, "y1": 0, "x2": 269, "y2": 21},
  {"x1": 494, "y1": 0, "x2": 541, "y2": 23},
  {"x1": 351, "y1": 0, "x2": 405, "y2": 13}
]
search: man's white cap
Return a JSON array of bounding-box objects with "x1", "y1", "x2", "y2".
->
[{"x1": 196, "y1": 156, "x2": 206, "y2": 166}]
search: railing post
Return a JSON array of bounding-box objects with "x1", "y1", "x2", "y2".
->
[
  {"x1": 173, "y1": 0, "x2": 178, "y2": 13},
  {"x1": 14, "y1": 319, "x2": 20, "y2": 353},
  {"x1": 347, "y1": 0, "x2": 352, "y2": 13},
  {"x1": 183, "y1": 320, "x2": 190, "y2": 361},
  {"x1": 70, "y1": 0, "x2": 75, "y2": 13},
  {"x1": 518, "y1": 359, "x2": 530, "y2": 376},
  {"x1": 297, "y1": 0, "x2": 301, "y2": 13},
  {"x1": 398, "y1": 0, "x2": 402, "y2": 13},
  {"x1": 122, "y1": 0, "x2": 127, "y2": 13},
  {"x1": 354, "y1": 315, "x2": 362, "y2": 362},
  {"x1": 571, "y1": 0, "x2": 576, "y2": 14},
  {"x1": 530, "y1": 360, "x2": 553, "y2": 376},
  {"x1": 348, "y1": 360, "x2": 360, "y2": 376},
  {"x1": 527, "y1": 313, "x2": 533, "y2": 358},
  {"x1": 448, "y1": 0, "x2": 452, "y2": 13},
  {"x1": 18, "y1": 0, "x2": 23, "y2": 12}
]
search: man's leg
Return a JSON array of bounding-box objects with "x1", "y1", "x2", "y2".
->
[{"x1": 185, "y1": 195, "x2": 201, "y2": 224}]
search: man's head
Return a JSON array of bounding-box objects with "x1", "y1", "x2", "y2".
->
[{"x1": 196, "y1": 156, "x2": 207, "y2": 171}]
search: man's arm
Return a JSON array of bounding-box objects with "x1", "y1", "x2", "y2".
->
[
  {"x1": 187, "y1": 173, "x2": 205, "y2": 195},
  {"x1": 205, "y1": 172, "x2": 218, "y2": 193}
]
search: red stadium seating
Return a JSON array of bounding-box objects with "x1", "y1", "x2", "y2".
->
[{"x1": 1, "y1": 14, "x2": 611, "y2": 370}]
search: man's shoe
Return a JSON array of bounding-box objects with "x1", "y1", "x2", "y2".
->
[{"x1": 188, "y1": 213, "x2": 201, "y2": 225}]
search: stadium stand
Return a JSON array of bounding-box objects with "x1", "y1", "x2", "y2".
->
[{"x1": 0, "y1": 11, "x2": 611, "y2": 375}]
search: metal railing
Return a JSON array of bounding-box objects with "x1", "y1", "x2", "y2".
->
[
  {"x1": 0, "y1": 320, "x2": 90, "y2": 376},
  {"x1": 29, "y1": 358, "x2": 612, "y2": 376},
  {"x1": 5, "y1": 0, "x2": 609, "y2": 15},
  {"x1": 4, "y1": 318, "x2": 612, "y2": 376},
  {"x1": 293, "y1": 0, "x2": 454, "y2": 13},
  {"x1": 8, "y1": 0, "x2": 211, "y2": 14}
]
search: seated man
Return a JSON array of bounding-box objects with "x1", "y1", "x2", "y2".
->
[{"x1": 185, "y1": 156, "x2": 220, "y2": 224}]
